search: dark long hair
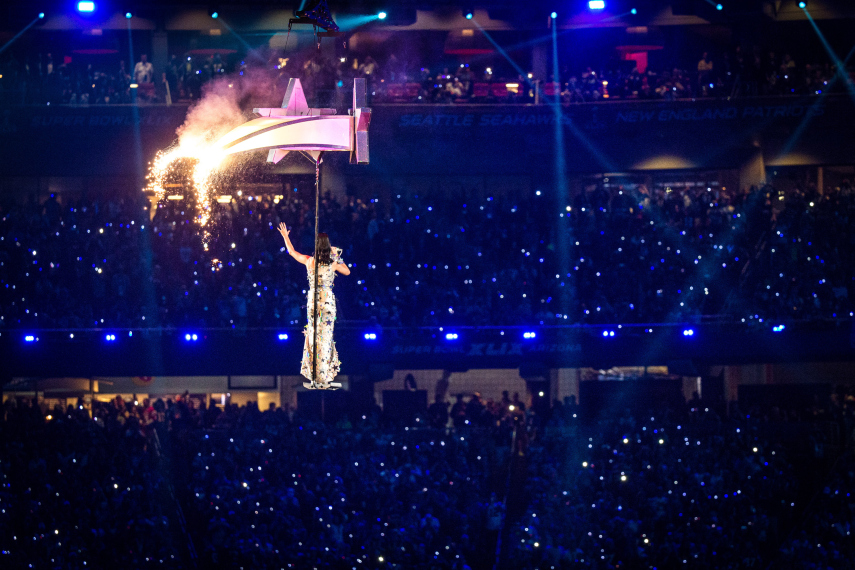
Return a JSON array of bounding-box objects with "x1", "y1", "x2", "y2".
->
[{"x1": 315, "y1": 233, "x2": 332, "y2": 265}]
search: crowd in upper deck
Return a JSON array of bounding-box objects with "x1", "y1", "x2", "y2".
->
[{"x1": 1, "y1": 33, "x2": 849, "y2": 106}]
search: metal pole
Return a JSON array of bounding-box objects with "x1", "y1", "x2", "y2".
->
[{"x1": 311, "y1": 156, "x2": 322, "y2": 386}]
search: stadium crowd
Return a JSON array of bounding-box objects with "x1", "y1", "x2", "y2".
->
[
  {"x1": 0, "y1": 397, "x2": 181, "y2": 568},
  {"x1": 2, "y1": 381, "x2": 853, "y2": 568},
  {"x1": 2, "y1": 175, "x2": 854, "y2": 330},
  {"x1": 509, "y1": 407, "x2": 801, "y2": 568},
  {"x1": 735, "y1": 181, "x2": 855, "y2": 321},
  {"x1": 779, "y1": 451, "x2": 855, "y2": 569},
  {"x1": 1, "y1": 40, "x2": 849, "y2": 106},
  {"x1": 182, "y1": 407, "x2": 508, "y2": 568}
]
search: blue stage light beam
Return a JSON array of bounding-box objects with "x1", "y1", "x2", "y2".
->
[
  {"x1": 126, "y1": 15, "x2": 144, "y2": 176},
  {"x1": 549, "y1": 18, "x2": 574, "y2": 323},
  {"x1": 472, "y1": 20, "x2": 527, "y2": 79},
  {"x1": 333, "y1": 14, "x2": 385, "y2": 31},
  {"x1": 129, "y1": 13, "x2": 164, "y2": 371},
  {"x1": 777, "y1": 44, "x2": 854, "y2": 160},
  {"x1": 597, "y1": 7, "x2": 644, "y2": 23},
  {"x1": 0, "y1": 14, "x2": 45, "y2": 56},
  {"x1": 476, "y1": 19, "x2": 618, "y2": 178},
  {"x1": 802, "y1": 9, "x2": 855, "y2": 103},
  {"x1": 215, "y1": 17, "x2": 266, "y2": 63},
  {"x1": 544, "y1": 22, "x2": 618, "y2": 173},
  {"x1": 126, "y1": 14, "x2": 145, "y2": 227}
]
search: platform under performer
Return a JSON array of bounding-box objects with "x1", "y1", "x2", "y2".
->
[{"x1": 279, "y1": 222, "x2": 350, "y2": 389}]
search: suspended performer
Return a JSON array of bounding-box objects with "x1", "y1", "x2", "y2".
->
[{"x1": 278, "y1": 222, "x2": 350, "y2": 389}]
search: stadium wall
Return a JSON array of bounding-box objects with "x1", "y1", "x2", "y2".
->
[{"x1": 1, "y1": 97, "x2": 852, "y2": 183}]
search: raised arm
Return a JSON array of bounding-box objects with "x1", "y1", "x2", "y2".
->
[
  {"x1": 332, "y1": 247, "x2": 350, "y2": 276},
  {"x1": 334, "y1": 262, "x2": 351, "y2": 276},
  {"x1": 278, "y1": 223, "x2": 309, "y2": 265}
]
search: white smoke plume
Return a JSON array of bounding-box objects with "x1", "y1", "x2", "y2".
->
[
  {"x1": 146, "y1": 67, "x2": 283, "y2": 231},
  {"x1": 176, "y1": 67, "x2": 281, "y2": 148}
]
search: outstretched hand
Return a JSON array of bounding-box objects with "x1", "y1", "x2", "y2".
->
[{"x1": 278, "y1": 222, "x2": 289, "y2": 239}]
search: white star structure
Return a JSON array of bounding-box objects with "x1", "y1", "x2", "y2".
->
[{"x1": 214, "y1": 78, "x2": 370, "y2": 165}]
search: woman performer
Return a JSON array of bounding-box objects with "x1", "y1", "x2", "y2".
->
[{"x1": 278, "y1": 222, "x2": 350, "y2": 389}]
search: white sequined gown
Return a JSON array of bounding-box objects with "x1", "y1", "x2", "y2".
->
[{"x1": 300, "y1": 249, "x2": 342, "y2": 385}]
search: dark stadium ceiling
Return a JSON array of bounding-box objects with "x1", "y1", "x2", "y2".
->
[{"x1": 3, "y1": 0, "x2": 853, "y2": 29}]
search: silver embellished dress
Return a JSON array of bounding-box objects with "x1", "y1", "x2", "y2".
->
[{"x1": 300, "y1": 248, "x2": 342, "y2": 385}]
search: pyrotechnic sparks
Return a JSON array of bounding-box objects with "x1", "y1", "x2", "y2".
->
[
  {"x1": 146, "y1": 73, "x2": 261, "y2": 236},
  {"x1": 146, "y1": 135, "x2": 228, "y2": 229}
]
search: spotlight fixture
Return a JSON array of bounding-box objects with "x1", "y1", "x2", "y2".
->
[
  {"x1": 716, "y1": 3, "x2": 723, "y2": 10},
  {"x1": 377, "y1": 11, "x2": 387, "y2": 20},
  {"x1": 682, "y1": 329, "x2": 695, "y2": 337},
  {"x1": 445, "y1": 332, "x2": 459, "y2": 340},
  {"x1": 125, "y1": 11, "x2": 132, "y2": 18},
  {"x1": 523, "y1": 331, "x2": 536, "y2": 339},
  {"x1": 77, "y1": 1, "x2": 95, "y2": 13},
  {"x1": 363, "y1": 332, "x2": 377, "y2": 340},
  {"x1": 209, "y1": 9, "x2": 218, "y2": 19},
  {"x1": 631, "y1": 7, "x2": 637, "y2": 14},
  {"x1": 465, "y1": 12, "x2": 473, "y2": 20},
  {"x1": 38, "y1": 12, "x2": 45, "y2": 18},
  {"x1": 550, "y1": 11, "x2": 557, "y2": 19},
  {"x1": 797, "y1": 0, "x2": 806, "y2": 7},
  {"x1": 277, "y1": 333, "x2": 289, "y2": 340},
  {"x1": 294, "y1": 0, "x2": 339, "y2": 31},
  {"x1": 588, "y1": 0, "x2": 605, "y2": 9}
]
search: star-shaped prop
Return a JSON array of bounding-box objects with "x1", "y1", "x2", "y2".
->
[{"x1": 214, "y1": 78, "x2": 371, "y2": 165}]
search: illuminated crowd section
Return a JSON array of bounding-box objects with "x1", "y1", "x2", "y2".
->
[
  {"x1": 1, "y1": 2, "x2": 850, "y2": 108},
  {"x1": 2, "y1": 385, "x2": 853, "y2": 568},
  {"x1": 2, "y1": 172, "x2": 853, "y2": 330},
  {"x1": 2, "y1": 1, "x2": 855, "y2": 568}
]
